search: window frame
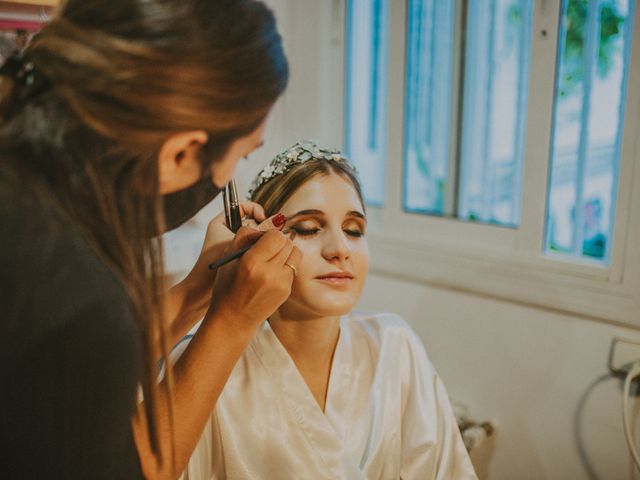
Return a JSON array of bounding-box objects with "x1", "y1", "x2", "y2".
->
[{"x1": 342, "y1": 0, "x2": 640, "y2": 327}]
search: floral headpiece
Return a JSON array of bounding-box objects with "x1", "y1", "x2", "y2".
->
[{"x1": 247, "y1": 140, "x2": 356, "y2": 199}]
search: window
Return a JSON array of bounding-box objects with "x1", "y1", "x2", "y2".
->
[
  {"x1": 404, "y1": 0, "x2": 533, "y2": 226},
  {"x1": 345, "y1": 0, "x2": 389, "y2": 206},
  {"x1": 457, "y1": 0, "x2": 532, "y2": 226},
  {"x1": 404, "y1": 0, "x2": 454, "y2": 215},
  {"x1": 343, "y1": 0, "x2": 640, "y2": 326},
  {"x1": 546, "y1": 0, "x2": 634, "y2": 262}
]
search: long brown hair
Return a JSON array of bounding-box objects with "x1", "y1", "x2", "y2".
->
[{"x1": 0, "y1": 0, "x2": 288, "y2": 462}]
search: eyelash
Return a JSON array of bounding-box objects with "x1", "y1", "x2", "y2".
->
[
  {"x1": 291, "y1": 227, "x2": 364, "y2": 238},
  {"x1": 291, "y1": 227, "x2": 319, "y2": 237}
]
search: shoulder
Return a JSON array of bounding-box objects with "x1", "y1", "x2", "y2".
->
[
  {"x1": 0, "y1": 176, "x2": 126, "y2": 298},
  {"x1": 345, "y1": 312, "x2": 431, "y2": 363},
  {"x1": 0, "y1": 177, "x2": 79, "y2": 271},
  {"x1": 346, "y1": 312, "x2": 419, "y2": 342},
  {"x1": 0, "y1": 178, "x2": 136, "y2": 363},
  {"x1": 346, "y1": 314, "x2": 453, "y2": 406}
]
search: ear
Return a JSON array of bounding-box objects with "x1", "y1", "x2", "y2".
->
[{"x1": 157, "y1": 130, "x2": 209, "y2": 194}]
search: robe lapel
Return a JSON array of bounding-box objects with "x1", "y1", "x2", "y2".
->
[
  {"x1": 323, "y1": 316, "x2": 353, "y2": 442},
  {"x1": 253, "y1": 320, "x2": 365, "y2": 479}
]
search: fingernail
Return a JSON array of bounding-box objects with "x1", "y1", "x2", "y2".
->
[
  {"x1": 257, "y1": 213, "x2": 287, "y2": 232},
  {"x1": 272, "y1": 213, "x2": 286, "y2": 228}
]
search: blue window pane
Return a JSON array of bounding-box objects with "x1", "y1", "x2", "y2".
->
[
  {"x1": 546, "y1": 0, "x2": 634, "y2": 261},
  {"x1": 404, "y1": 0, "x2": 532, "y2": 223},
  {"x1": 404, "y1": 0, "x2": 454, "y2": 214},
  {"x1": 458, "y1": 0, "x2": 533, "y2": 226},
  {"x1": 345, "y1": 0, "x2": 388, "y2": 207}
]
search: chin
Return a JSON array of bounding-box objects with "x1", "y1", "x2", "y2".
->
[
  {"x1": 283, "y1": 291, "x2": 357, "y2": 319},
  {"x1": 303, "y1": 294, "x2": 357, "y2": 317}
]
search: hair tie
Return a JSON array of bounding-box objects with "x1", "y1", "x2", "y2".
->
[{"x1": 0, "y1": 52, "x2": 50, "y2": 99}]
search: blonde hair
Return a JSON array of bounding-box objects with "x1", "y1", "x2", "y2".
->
[{"x1": 250, "y1": 156, "x2": 365, "y2": 216}]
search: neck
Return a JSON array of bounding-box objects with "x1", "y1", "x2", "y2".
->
[
  {"x1": 268, "y1": 311, "x2": 341, "y2": 411},
  {"x1": 268, "y1": 312, "x2": 341, "y2": 367}
]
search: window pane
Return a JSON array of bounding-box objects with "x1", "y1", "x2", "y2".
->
[
  {"x1": 345, "y1": 0, "x2": 388, "y2": 207},
  {"x1": 403, "y1": 0, "x2": 533, "y2": 224},
  {"x1": 546, "y1": 0, "x2": 634, "y2": 261},
  {"x1": 458, "y1": 0, "x2": 533, "y2": 226},
  {"x1": 404, "y1": 0, "x2": 454, "y2": 214}
]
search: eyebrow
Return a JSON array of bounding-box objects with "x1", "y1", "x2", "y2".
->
[{"x1": 287, "y1": 209, "x2": 367, "y2": 221}]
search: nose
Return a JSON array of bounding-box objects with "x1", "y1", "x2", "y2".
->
[{"x1": 321, "y1": 227, "x2": 351, "y2": 262}]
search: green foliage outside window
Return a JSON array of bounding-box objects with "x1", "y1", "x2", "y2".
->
[
  {"x1": 560, "y1": 0, "x2": 625, "y2": 97},
  {"x1": 507, "y1": 0, "x2": 625, "y2": 98}
]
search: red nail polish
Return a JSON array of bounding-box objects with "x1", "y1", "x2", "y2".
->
[{"x1": 273, "y1": 213, "x2": 286, "y2": 228}]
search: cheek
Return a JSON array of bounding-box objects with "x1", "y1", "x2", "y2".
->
[
  {"x1": 293, "y1": 240, "x2": 319, "y2": 270},
  {"x1": 291, "y1": 239, "x2": 321, "y2": 279},
  {"x1": 352, "y1": 240, "x2": 369, "y2": 271},
  {"x1": 355, "y1": 248, "x2": 369, "y2": 287}
]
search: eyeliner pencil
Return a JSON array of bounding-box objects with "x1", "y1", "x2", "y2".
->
[
  {"x1": 208, "y1": 244, "x2": 252, "y2": 270},
  {"x1": 207, "y1": 214, "x2": 289, "y2": 270}
]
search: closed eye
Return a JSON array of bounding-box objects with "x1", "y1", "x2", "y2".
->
[
  {"x1": 345, "y1": 229, "x2": 363, "y2": 238},
  {"x1": 291, "y1": 227, "x2": 320, "y2": 237}
]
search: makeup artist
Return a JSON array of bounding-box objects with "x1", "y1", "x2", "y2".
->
[{"x1": 0, "y1": 1, "x2": 301, "y2": 479}]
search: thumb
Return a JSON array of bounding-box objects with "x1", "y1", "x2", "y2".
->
[{"x1": 233, "y1": 226, "x2": 264, "y2": 249}]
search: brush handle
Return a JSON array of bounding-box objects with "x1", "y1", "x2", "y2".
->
[{"x1": 207, "y1": 244, "x2": 252, "y2": 270}]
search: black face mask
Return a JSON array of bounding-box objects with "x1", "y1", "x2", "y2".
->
[{"x1": 161, "y1": 176, "x2": 223, "y2": 233}]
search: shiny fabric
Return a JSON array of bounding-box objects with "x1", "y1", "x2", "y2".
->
[{"x1": 180, "y1": 313, "x2": 478, "y2": 479}]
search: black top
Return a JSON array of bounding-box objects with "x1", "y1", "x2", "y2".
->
[{"x1": 0, "y1": 175, "x2": 144, "y2": 479}]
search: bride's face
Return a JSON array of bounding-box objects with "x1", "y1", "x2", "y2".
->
[{"x1": 278, "y1": 172, "x2": 369, "y2": 319}]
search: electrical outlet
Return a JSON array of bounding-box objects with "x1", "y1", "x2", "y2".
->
[{"x1": 609, "y1": 337, "x2": 640, "y2": 374}]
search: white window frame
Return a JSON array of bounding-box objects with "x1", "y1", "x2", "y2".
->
[{"x1": 324, "y1": 0, "x2": 640, "y2": 327}]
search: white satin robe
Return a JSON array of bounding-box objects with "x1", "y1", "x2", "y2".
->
[{"x1": 179, "y1": 313, "x2": 477, "y2": 479}]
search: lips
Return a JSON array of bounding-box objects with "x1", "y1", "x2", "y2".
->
[
  {"x1": 316, "y1": 272, "x2": 354, "y2": 280},
  {"x1": 315, "y1": 272, "x2": 354, "y2": 286}
]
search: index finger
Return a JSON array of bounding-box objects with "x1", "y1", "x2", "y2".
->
[
  {"x1": 243, "y1": 230, "x2": 290, "y2": 263},
  {"x1": 239, "y1": 202, "x2": 266, "y2": 223},
  {"x1": 232, "y1": 226, "x2": 264, "y2": 250}
]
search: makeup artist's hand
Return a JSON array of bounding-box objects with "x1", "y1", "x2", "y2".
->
[
  {"x1": 180, "y1": 202, "x2": 266, "y2": 291},
  {"x1": 164, "y1": 202, "x2": 267, "y2": 347},
  {"x1": 208, "y1": 226, "x2": 302, "y2": 334}
]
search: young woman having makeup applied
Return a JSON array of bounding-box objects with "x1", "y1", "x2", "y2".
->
[
  {"x1": 0, "y1": 1, "x2": 302, "y2": 478},
  {"x1": 178, "y1": 142, "x2": 478, "y2": 479}
]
